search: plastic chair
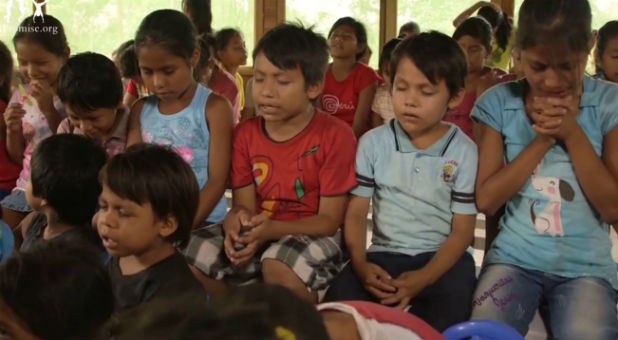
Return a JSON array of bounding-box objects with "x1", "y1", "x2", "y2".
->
[{"x1": 442, "y1": 320, "x2": 524, "y2": 340}]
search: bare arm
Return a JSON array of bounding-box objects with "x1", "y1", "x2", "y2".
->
[
  {"x1": 352, "y1": 81, "x2": 377, "y2": 138},
  {"x1": 453, "y1": 1, "x2": 497, "y2": 27},
  {"x1": 344, "y1": 195, "x2": 371, "y2": 266},
  {"x1": 4, "y1": 103, "x2": 26, "y2": 164},
  {"x1": 193, "y1": 94, "x2": 233, "y2": 226},
  {"x1": 267, "y1": 195, "x2": 348, "y2": 238},
  {"x1": 564, "y1": 125, "x2": 618, "y2": 224},
  {"x1": 474, "y1": 122, "x2": 554, "y2": 215},
  {"x1": 126, "y1": 98, "x2": 145, "y2": 146},
  {"x1": 421, "y1": 214, "x2": 475, "y2": 281}
]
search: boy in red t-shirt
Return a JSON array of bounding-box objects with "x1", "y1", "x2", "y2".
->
[{"x1": 183, "y1": 23, "x2": 357, "y2": 303}]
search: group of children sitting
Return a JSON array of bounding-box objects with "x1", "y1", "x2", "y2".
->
[{"x1": 0, "y1": 0, "x2": 617, "y2": 339}]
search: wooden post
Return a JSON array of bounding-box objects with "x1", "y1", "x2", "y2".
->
[
  {"x1": 379, "y1": 0, "x2": 398, "y2": 49},
  {"x1": 255, "y1": 0, "x2": 286, "y2": 44}
]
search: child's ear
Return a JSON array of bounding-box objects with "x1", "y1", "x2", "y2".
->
[
  {"x1": 306, "y1": 80, "x2": 324, "y2": 101},
  {"x1": 447, "y1": 88, "x2": 465, "y2": 110},
  {"x1": 158, "y1": 214, "x2": 179, "y2": 238}
]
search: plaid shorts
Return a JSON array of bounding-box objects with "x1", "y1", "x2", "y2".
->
[{"x1": 182, "y1": 223, "x2": 344, "y2": 291}]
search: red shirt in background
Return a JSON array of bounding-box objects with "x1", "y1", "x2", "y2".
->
[
  {"x1": 0, "y1": 99, "x2": 23, "y2": 191},
  {"x1": 230, "y1": 111, "x2": 357, "y2": 221},
  {"x1": 321, "y1": 62, "x2": 381, "y2": 126}
]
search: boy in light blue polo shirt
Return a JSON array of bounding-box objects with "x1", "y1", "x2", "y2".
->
[{"x1": 324, "y1": 31, "x2": 478, "y2": 332}]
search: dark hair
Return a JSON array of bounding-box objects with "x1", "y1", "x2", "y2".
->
[
  {"x1": 13, "y1": 15, "x2": 68, "y2": 56},
  {"x1": 328, "y1": 17, "x2": 368, "y2": 61},
  {"x1": 57, "y1": 52, "x2": 123, "y2": 113},
  {"x1": 398, "y1": 21, "x2": 421, "y2": 38},
  {"x1": 596, "y1": 20, "x2": 618, "y2": 61},
  {"x1": 135, "y1": 9, "x2": 197, "y2": 61},
  {"x1": 516, "y1": 0, "x2": 591, "y2": 54},
  {"x1": 112, "y1": 39, "x2": 134, "y2": 59},
  {"x1": 182, "y1": 0, "x2": 213, "y2": 36},
  {"x1": 202, "y1": 284, "x2": 329, "y2": 339},
  {"x1": 379, "y1": 38, "x2": 402, "y2": 75},
  {"x1": 0, "y1": 41, "x2": 12, "y2": 103},
  {"x1": 31, "y1": 134, "x2": 106, "y2": 226},
  {"x1": 0, "y1": 240, "x2": 114, "y2": 339},
  {"x1": 194, "y1": 35, "x2": 215, "y2": 81},
  {"x1": 453, "y1": 16, "x2": 493, "y2": 50},
  {"x1": 253, "y1": 23, "x2": 329, "y2": 88},
  {"x1": 391, "y1": 31, "x2": 467, "y2": 97},
  {"x1": 118, "y1": 43, "x2": 140, "y2": 79},
  {"x1": 215, "y1": 28, "x2": 241, "y2": 52},
  {"x1": 478, "y1": 5, "x2": 512, "y2": 51},
  {"x1": 99, "y1": 143, "x2": 199, "y2": 248}
]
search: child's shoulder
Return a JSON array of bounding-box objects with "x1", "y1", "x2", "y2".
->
[{"x1": 582, "y1": 75, "x2": 618, "y2": 101}]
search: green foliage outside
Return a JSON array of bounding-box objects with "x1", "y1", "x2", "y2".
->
[{"x1": 1, "y1": 0, "x2": 616, "y2": 72}]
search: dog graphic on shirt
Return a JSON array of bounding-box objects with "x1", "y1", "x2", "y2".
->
[{"x1": 529, "y1": 163, "x2": 575, "y2": 237}]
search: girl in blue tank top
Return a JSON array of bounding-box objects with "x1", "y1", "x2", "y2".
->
[{"x1": 127, "y1": 9, "x2": 233, "y2": 225}]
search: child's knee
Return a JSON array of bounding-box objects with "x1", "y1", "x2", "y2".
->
[{"x1": 262, "y1": 258, "x2": 297, "y2": 286}]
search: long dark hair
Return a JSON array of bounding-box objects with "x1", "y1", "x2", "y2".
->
[
  {"x1": 478, "y1": 5, "x2": 512, "y2": 51},
  {"x1": 182, "y1": 0, "x2": 213, "y2": 36}
]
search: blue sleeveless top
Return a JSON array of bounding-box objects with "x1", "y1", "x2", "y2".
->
[{"x1": 140, "y1": 84, "x2": 227, "y2": 223}]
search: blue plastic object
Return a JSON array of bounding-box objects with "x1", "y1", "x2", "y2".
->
[
  {"x1": 0, "y1": 220, "x2": 15, "y2": 262},
  {"x1": 442, "y1": 320, "x2": 525, "y2": 340}
]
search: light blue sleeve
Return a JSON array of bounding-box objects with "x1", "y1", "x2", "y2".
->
[
  {"x1": 598, "y1": 82, "x2": 618, "y2": 136},
  {"x1": 470, "y1": 84, "x2": 506, "y2": 133},
  {"x1": 350, "y1": 132, "x2": 377, "y2": 198},
  {"x1": 450, "y1": 138, "x2": 479, "y2": 215}
]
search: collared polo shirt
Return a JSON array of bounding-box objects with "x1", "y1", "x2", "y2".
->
[{"x1": 353, "y1": 119, "x2": 478, "y2": 256}]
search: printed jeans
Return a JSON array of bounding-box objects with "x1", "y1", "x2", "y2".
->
[{"x1": 471, "y1": 263, "x2": 617, "y2": 340}]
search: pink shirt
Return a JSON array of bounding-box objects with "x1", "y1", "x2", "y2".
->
[
  {"x1": 9, "y1": 89, "x2": 64, "y2": 191},
  {"x1": 208, "y1": 66, "x2": 240, "y2": 126}
]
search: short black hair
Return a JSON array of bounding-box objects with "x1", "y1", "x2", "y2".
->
[
  {"x1": 391, "y1": 31, "x2": 467, "y2": 97},
  {"x1": 112, "y1": 39, "x2": 134, "y2": 59},
  {"x1": 135, "y1": 9, "x2": 197, "y2": 61},
  {"x1": 453, "y1": 16, "x2": 493, "y2": 50},
  {"x1": 0, "y1": 240, "x2": 114, "y2": 339},
  {"x1": 253, "y1": 23, "x2": 328, "y2": 88},
  {"x1": 516, "y1": 0, "x2": 591, "y2": 54},
  {"x1": 398, "y1": 21, "x2": 421, "y2": 37},
  {"x1": 99, "y1": 143, "x2": 199, "y2": 248},
  {"x1": 13, "y1": 15, "x2": 68, "y2": 56},
  {"x1": 195, "y1": 34, "x2": 215, "y2": 81},
  {"x1": 57, "y1": 52, "x2": 123, "y2": 113},
  {"x1": 202, "y1": 284, "x2": 329, "y2": 339},
  {"x1": 379, "y1": 38, "x2": 402, "y2": 75},
  {"x1": 118, "y1": 43, "x2": 140, "y2": 79},
  {"x1": 0, "y1": 40, "x2": 12, "y2": 103},
  {"x1": 596, "y1": 20, "x2": 618, "y2": 60},
  {"x1": 31, "y1": 134, "x2": 107, "y2": 226},
  {"x1": 328, "y1": 17, "x2": 368, "y2": 61}
]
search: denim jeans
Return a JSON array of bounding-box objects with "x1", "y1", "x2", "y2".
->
[{"x1": 471, "y1": 263, "x2": 618, "y2": 340}]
